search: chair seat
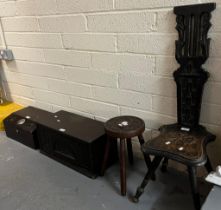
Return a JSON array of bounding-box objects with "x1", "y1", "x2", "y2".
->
[{"x1": 142, "y1": 124, "x2": 215, "y2": 166}]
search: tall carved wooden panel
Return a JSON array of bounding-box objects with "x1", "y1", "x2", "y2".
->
[{"x1": 173, "y1": 3, "x2": 216, "y2": 129}]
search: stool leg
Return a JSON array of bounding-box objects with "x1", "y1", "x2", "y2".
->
[
  {"x1": 101, "y1": 136, "x2": 111, "y2": 176},
  {"x1": 127, "y1": 138, "x2": 134, "y2": 165},
  {"x1": 120, "y1": 138, "x2": 126, "y2": 196},
  {"x1": 188, "y1": 166, "x2": 201, "y2": 210}
]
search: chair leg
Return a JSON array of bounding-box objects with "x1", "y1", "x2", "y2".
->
[
  {"x1": 127, "y1": 138, "x2": 134, "y2": 165},
  {"x1": 161, "y1": 158, "x2": 169, "y2": 173},
  {"x1": 120, "y1": 138, "x2": 126, "y2": 196},
  {"x1": 205, "y1": 156, "x2": 213, "y2": 173},
  {"x1": 138, "y1": 135, "x2": 152, "y2": 168},
  {"x1": 188, "y1": 166, "x2": 201, "y2": 210},
  {"x1": 132, "y1": 156, "x2": 162, "y2": 203},
  {"x1": 138, "y1": 135, "x2": 156, "y2": 180},
  {"x1": 101, "y1": 136, "x2": 111, "y2": 176}
]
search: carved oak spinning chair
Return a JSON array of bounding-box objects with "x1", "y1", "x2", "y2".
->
[{"x1": 132, "y1": 3, "x2": 216, "y2": 210}]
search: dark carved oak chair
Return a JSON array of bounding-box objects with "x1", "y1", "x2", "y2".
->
[{"x1": 131, "y1": 3, "x2": 216, "y2": 210}]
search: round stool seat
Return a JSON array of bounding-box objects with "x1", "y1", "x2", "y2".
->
[{"x1": 104, "y1": 116, "x2": 145, "y2": 139}]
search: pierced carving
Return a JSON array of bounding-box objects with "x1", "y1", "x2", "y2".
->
[{"x1": 173, "y1": 3, "x2": 216, "y2": 129}]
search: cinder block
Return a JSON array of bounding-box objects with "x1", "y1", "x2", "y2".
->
[
  {"x1": 120, "y1": 106, "x2": 176, "y2": 130},
  {"x1": 93, "y1": 86, "x2": 152, "y2": 111},
  {"x1": 66, "y1": 82, "x2": 93, "y2": 99},
  {"x1": 203, "y1": 82, "x2": 221, "y2": 105},
  {"x1": 94, "y1": 115, "x2": 107, "y2": 122},
  {"x1": 48, "y1": 79, "x2": 92, "y2": 98},
  {"x1": 117, "y1": 34, "x2": 176, "y2": 55},
  {"x1": 16, "y1": 0, "x2": 57, "y2": 16},
  {"x1": 70, "y1": 96, "x2": 119, "y2": 118},
  {"x1": 201, "y1": 103, "x2": 221, "y2": 126},
  {"x1": 9, "y1": 47, "x2": 45, "y2": 62},
  {"x1": 3, "y1": 61, "x2": 65, "y2": 79},
  {"x1": 210, "y1": 33, "x2": 221, "y2": 57},
  {"x1": 87, "y1": 12, "x2": 155, "y2": 33},
  {"x1": 39, "y1": 15, "x2": 86, "y2": 33},
  {"x1": 64, "y1": 66, "x2": 118, "y2": 88},
  {"x1": 119, "y1": 72, "x2": 149, "y2": 93},
  {"x1": 6, "y1": 94, "x2": 34, "y2": 107},
  {"x1": 2, "y1": 71, "x2": 48, "y2": 90},
  {"x1": 33, "y1": 89, "x2": 70, "y2": 107},
  {"x1": 119, "y1": 72, "x2": 176, "y2": 97},
  {"x1": 155, "y1": 56, "x2": 178, "y2": 76},
  {"x1": 0, "y1": 1, "x2": 16, "y2": 17},
  {"x1": 204, "y1": 58, "x2": 221, "y2": 82},
  {"x1": 44, "y1": 49, "x2": 91, "y2": 68},
  {"x1": 2, "y1": 17, "x2": 39, "y2": 32},
  {"x1": 152, "y1": 95, "x2": 177, "y2": 117},
  {"x1": 115, "y1": 0, "x2": 200, "y2": 10},
  {"x1": 156, "y1": 9, "x2": 176, "y2": 33},
  {"x1": 91, "y1": 53, "x2": 154, "y2": 73},
  {"x1": 51, "y1": 105, "x2": 94, "y2": 119},
  {"x1": 208, "y1": 5, "x2": 221, "y2": 32},
  {"x1": 33, "y1": 100, "x2": 53, "y2": 112},
  {"x1": 62, "y1": 34, "x2": 116, "y2": 52},
  {"x1": 5, "y1": 33, "x2": 62, "y2": 49},
  {"x1": 56, "y1": 0, "x2": 113, "y2": 14},
  {"x1": 200, "y1": 0, "x2": 221, "y2": 4},
  {"x1": 3, "y1": 82, "x2": 33, "y2": 99}
]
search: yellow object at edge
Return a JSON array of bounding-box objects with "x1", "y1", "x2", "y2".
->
[{"x1": 0, "y1": 102, "x2": 23, "y2": 131}]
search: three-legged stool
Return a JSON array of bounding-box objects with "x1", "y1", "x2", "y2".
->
[{"x1": 101, "y1": 116, "x2": 152, "y2": 196}]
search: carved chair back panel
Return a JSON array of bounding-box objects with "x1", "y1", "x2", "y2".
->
[{"x1": 173, "y1": 3, "x2": 216, "y2": 129}]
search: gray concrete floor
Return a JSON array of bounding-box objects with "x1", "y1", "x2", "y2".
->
[{"x1": 0, "y1": 132, "x2": 211, "y2": 210}]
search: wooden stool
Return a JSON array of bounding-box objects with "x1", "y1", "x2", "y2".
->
[{"x1": 101, "y1": 116, "x2": 151, "y2": 196}]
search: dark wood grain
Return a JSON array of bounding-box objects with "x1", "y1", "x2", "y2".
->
[{"x1": 120, "y1": 138, "x2": 126, "y2": 196}]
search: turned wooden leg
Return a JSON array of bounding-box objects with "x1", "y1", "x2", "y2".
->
[
  {"x1": 127, "y1": 138, "x2": 134, "y2": 165},
  {"x1": 138, "y1": 135, "x2": 155, "y2": 180},
  {"x1": 138, "y1": 135, "x2": 152, "y2": 167},
  {"x1": 205, "y1": 156, "x2": 213, "y2": 173},
  {"x1": 120, "y1": 138, "x2": 126, "y2": 196},
  {"x1": 132, "y1": 156, "x2": 162, "y2": 203},
  {"x1": 188, "y1": 166, "x2": 201, "y2": 210},
  {"x1": 161, "y1": 158, "x2": 169, "y2": 172},
  {"x1": 101, "y1": 136, "x2": 111, "y2": 176}
]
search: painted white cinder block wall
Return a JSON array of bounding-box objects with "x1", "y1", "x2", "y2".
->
[{"x1": 0, "y1": 0, "x2": 221, "y2": 164}]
